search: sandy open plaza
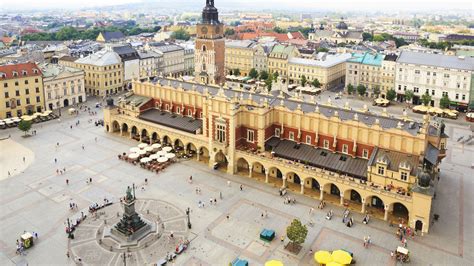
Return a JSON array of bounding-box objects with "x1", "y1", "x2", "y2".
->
[{"x1": 0, "y1": 99, "x2": 473, "y2": 266}]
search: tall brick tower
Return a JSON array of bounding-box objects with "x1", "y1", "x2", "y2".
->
[{"x1": 195, "y1": 0, "x2": 225, "y2": 85}]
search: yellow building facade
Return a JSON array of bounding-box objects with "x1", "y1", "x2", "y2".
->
[
  {"x1": 225, "y1": 40, "x2": 255, "y2": 76},
  {"x1": 104, "y1": 77, "x2": 447, "y2": 233},
  {"x1": 268, "y1": 44, "x2": 299, "y2": 80},
  {"x1": 0, "y1": 63, "x2": 44, "y2": 118}
]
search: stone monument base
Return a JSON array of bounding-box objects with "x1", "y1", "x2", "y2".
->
[{"x1": 103, "y1": 217, "x2": 157, "y2": 248}]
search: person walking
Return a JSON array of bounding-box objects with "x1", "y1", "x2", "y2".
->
[
  {"x1": 82, "y1": 144, "x2": 85, "y2": 150},
  {"x1": 240, "y1": 184, "x2": 243, "y2": 191},
  {"x1": 54, "y1": 158, "x2": 58, "y2": 163},
  {"x1": 22, "y1": 157, "x2": 25, "y2": 163},
  {"x1": 66, "y1": 179, "x2": 69, "y2": 185}
]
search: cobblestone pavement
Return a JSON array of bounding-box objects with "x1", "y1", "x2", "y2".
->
[{"x1": 0, "y1": 98, "x2": 473, "y2": 265}]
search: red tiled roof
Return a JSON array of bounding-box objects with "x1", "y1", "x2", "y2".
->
[
  {"x1": 289, "y1": 31, "x2": 305, "y2": 40},
  {"x1": 0, "y1": 63, "x2": 42, "y2": 80},
  {"x1": 0, "y1": 36, "x2": 13, "y2": 44},
  {"x1": 238, "y1": 32, "x2": 259, "y2": 40}
]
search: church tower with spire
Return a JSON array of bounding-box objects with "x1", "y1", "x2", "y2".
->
[{"x1": 195, "y1": 0, "x2": 225, "y2": 85}]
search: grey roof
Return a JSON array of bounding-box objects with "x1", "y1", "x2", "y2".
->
[
  {"x1": 120, "y1": 94, "x2": 151, "y2": 108},
  {"x1": 425, "y1": 143, "x2": 440, "y2": 165},
  {"x1": 139, "y1": 109, "x2": 202, "y2": 134},
  {"x1": 369, "y1": 147, "x2": 420, "y2": 176},
  {"x1": 148, "y1": 77, "x2": 422, "y2": 136},
  {"x1": 289, "y1": 53, "x2": 351, "y2": 68},
  {"x1": 112, "y1": 45, "x2": 139, "y2": 61},
  {"x1": 397, "y1": 50, "x2": 474, "y2": 71},
  {"x1": 75, "y1": 49, "x2": 122, "y2": 66},
  {"x1": 225, "y1": 40, "x2": 255, "y2": 49},
  {"x1": 138, "y1": 51, "x2": 160, "y2": 59},
  {"x1": 100, "y1": 31, "x2": 125, "y2": 41},
  {"x1": 149, "y1": 43, "x2": 184, "y2": 53},
  {"x1": 266, "y1": 137, "x2": 368, "y2": 179},
  {"x1": 39, "y1": 63, "x2": 83, "y2": 79}
]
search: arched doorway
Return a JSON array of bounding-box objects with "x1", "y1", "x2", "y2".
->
[
  {"x1": 111, "y1": 121, "x2": 120, "y2": 133},
  {"x1": 392, "y1": 202, "x2": 409, "y2": 221},
  {"x1": 214, "y1": 151, "x2": 228, "y2": 171},
  {"x1": 367, "y1": 195, "x2": 384, "y2": 209},
  {"x1": 267, "y1": 166, "x2": 283, "y2": 187},
  {"x1": 198, "y1": 147, "x2": 210, "y2": 163},
  {"x1": 346, "y1": 189, "x2": 362, "y2": 203},
  {"x1": 415, "y1": 220, "x2": 423, "y2": 232},
  {"x1": 174, "y1": 139, "x2": 184, "y2": 151},
  {"x1": 186, "y1": 143, "x2": 197, "y2": 159},
  {"x1": 141, "y1": 129, "x2": 149, "y2": 143},
  {"x1": 131, "y1": 126, "x2": 138, "y2": 140},
  {"x1": 63, "y1": 99, "x2": 69, "y2": 107},
  {"x1": 162, "y1": 135, "x2": 171, "y2": 145},
  {"x1": 251, "y1": 162, "x2": 265, "y2": 181},
  {"x1": 122, "y1": 123, "x2": 129, "y2": 136},
  {"x1": 151, "y1": 132, "x2": 159, "y2": 143},
  {"x1": 311, "y1": 178, "x2": 320, "y2": 190},
  {"x1": 330, "y1": 184, "x2": 340, "y2": 196},
  {"x1": 236, "y1": 158, "x2": 250, "y2": 176}
]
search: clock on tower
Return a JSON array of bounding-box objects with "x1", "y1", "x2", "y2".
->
[{"x1": 194, "y1": 0, "x2": 225, "y2": 85}]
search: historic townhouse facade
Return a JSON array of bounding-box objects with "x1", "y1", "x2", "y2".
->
[
  {"x1": 225, "y1": 40, "x2": 256, "y2": 76},
  {"x1": 268, "y1": 44, "x2": 300, "y2": 81},
  {"x1": 0, "y1": 63, "x2": 44, "y2": 118},
  {"x1": 345, "y1": 52, "x2": 385, "y2": 97},
  {"x1": 104, "y1": 75, "x2": 447, "y2": 234},
  {"x1": 395, "y1": 51, "x2": 474, "y2": 108}
]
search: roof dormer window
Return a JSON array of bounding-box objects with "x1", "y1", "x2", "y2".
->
[
  {"x1": 12, "y1": 71, "x2": 18, "y2": 77},
  {"x1": 33, "y1": 69, "x2": 38, "y2": 74},
  {"x1": 22, "y1": 70, "x2": 27, "y2": 76}
]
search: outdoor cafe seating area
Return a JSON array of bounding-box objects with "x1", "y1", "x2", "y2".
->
[
  {"x1": 118, "y1": 142, "x2": 177, "y2": 174},
  {"x1": 0, "y1": 111, "x2": 57, "y2": 129}
]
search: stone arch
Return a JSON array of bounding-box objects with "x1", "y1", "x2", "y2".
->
[
  {"x1": 121, "y1": 122, "x2": 129, "y2": 134},
  {"x1": 141, "y1": 128, "x2": 150, "y2": 143},
  {"x1": 267, "y1": 166, "x2": 284, "y2": 187},
  {"x1": 198, "y1": 146, "x2": 210, "y2": 163},
  {"x1": 415, "y1": 220, "x2": 423, "y2": 231},
  {"x1": 391, "y1": 202, "x2": 409, "y2": 221},
  {"x1": 162, "y1": 135, "x2": 171, "y2": 145},
  {"x1": 174, "y1": 138, "x2": 184, "y2": 149},
  {"x1": 214, "y1": 150, "x2": 228, "y2": 171},
  {"x1": 323, "y1": 182, "x2": 341, "y2": 196},
  {"x1": 252, "y1": 161, "x2": 266, "y2": 175},
  {"x1": 302, "y1": 176, "x2": 322, "y2": 198},
  {"x1": 106, "y1": 125, "x2": 110, "y2": 132},
  {"x1": 151, "y1": 132, "x2": 160, "y2": 143},
  {"x1": 286, "y1": 171, "x2": 301, "y2": 184},
  {"x1": 186, "y1": 142, "x2": 197, "y2": 153},
  {"x1": 236, "y1": 157, "x2": 250, "y2": 175},
  {"x1": 343, "y1": 189, "x2": 362, "y2": 203},
  {"x1": 111, "y1": 120, "x2": 120, "y2": 133},
  {"x1": 131, "y1": 126, "x2": 138, "y2": 140},
  {"x1": 366, "y1": 195, "x2": 385, "y2": 209}
]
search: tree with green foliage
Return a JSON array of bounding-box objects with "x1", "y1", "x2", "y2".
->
[
  {"x1": 316, "y1": 47, "x2": 329, "y2": 53},
  {"x1": 18, "y1": 120, "x2": 32, "y2": 136},
  {"x1": 272, "y1": 72, "x2": 279, "y2": 81},
  {"x1": 421, "y1": 93, "x2": 432, "y2": 106},
  {"x1": 439, "y1": 95, "x2": 451, "y2": 109},
  {"x1": 357, "y1": 84, "x2": 366, "y2": 97},
  {"x1": 373, "y1": 86, "x2": 381, "y2": 97},
  {"x1": 249, "y1": 68, "x2": 258, "y2": 79},
  {"x1": 301, "y1": 75, "x2": 307, "y2": 87},
  {"x1": 373, "y1": 35, "x2": 385, "y2": 42},
  {"x1": 404, "y1": 89, "x2": 414, "y2": 104},
  {"x1": 347, "y1": 84, "x2": 354, "y2": 95},
  {"x1": 224, "y1": 28, "x2": 235, "y2": 36},
  {"x1": 265, "y1": 75, "x2": 273, "y2": 92},
  {"x1": 273, "y1": 26, "x2": 285, "y2": 34},
  {"x1": 362, "y1": 32, "x2": 373, "y2": 41},
  {"x1": 233, "y1": 68, "x2": 241, "y2": 76},
  {"x1": 386, "y1": 89, "x2": 396, "y2": 101},
  {"x1": 259, "y1": 70, "x2": 269, "y2": 80},
  {"x1": 171, "y1": 28, "x2": 190, "y2": 41},
  {"x1": 311, "y1": 78, "x2": 321, "y2": 88},
  {"x1": 286, "y1": 219, "x2": 308, "y2": 252}
]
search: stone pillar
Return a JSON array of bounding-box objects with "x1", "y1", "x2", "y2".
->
[
  {"x1": 384, "y1": 205, "x2": 389, "y2": 221},
  {"x1": 340, "y1": 193, "x2": 344, "y2": 205},
  {"x1": 120, "y1": 128, "x2": 123, "y2": 136},
  {"x1": 149, "y1": 137, "x2": 153, "y2": 145},
  {"x1": 197, "y1": 151, "x2": 200, "y2": 161},
  {"x1": 319, "y1": 191, "x2": 324, "y2": 200},
  {"x1": 300, "y1": 182, "x2": 304, "y2": 194},
  {"x1": 282, "y1": 176, "x2": 287, "y2": 188},
  {"x1": 265, "y1": 169, "x2": 269, "y2": 183},
  {"x1": 361, "y1": 198, "x2": 366, "y2": 213},
  {"x1": 248, "y1": 166, "x2": 253, "y2": 178}
]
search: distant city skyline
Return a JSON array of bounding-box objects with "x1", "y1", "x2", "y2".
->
[{"x1": 1, "y1": 0, "x2": 473, "y2": 12}]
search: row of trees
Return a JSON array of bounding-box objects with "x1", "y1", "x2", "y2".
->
[
  {"x1": 346, "y1": 84, "x2": 452, "y2": 107},
  {"x1": 362, "y1": 32, "x2": 408, "y2": 48},
  {"x1": 22, "y1": 25, "x2": 160, "y2": 41},
  {"x1": 170, "y1": 28, "x2": 190, "y2": 41}
]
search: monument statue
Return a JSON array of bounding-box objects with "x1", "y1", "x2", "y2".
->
[
  {"x1": 113, "y1": 185, "x2": 148, "y2": 238},
  {"x1": 125, "y1": 186, "x2": 133, "y2": 202}
]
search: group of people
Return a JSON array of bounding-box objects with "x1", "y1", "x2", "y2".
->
[
  {"x1": 283, "y1": 196, "x2": 296, "y2": 205},
  {"x1": 396, "y1": 223, "x2": 414, "y2": 248},
  {"x1": 342, "y1": 209, "x2": 354, "y2": 227},
  {"x1": 363, "y1": 235, "x2": 372, "y2": 248},
  {"x1": 318, "y1": 200, "x2": 326, "y2": 209},
  {"x1": 325, "y1": 209, "x2": 334, "y2": 220}
]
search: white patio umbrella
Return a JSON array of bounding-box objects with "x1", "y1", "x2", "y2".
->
[
  {"x1": 138, "y1": 150, "x2": 147, "y2": 155},
  {"x1": 12, "y1": 117, "x2": 21, "y2": 122},
  {"x1": 151, "y1": 143, "x2": 162, "y2": 149},
  {"x1": 156, "y1": 150, "x2": 167, "y2": 157},
  {"x1": 165, "y1": 153, "x2": 176, "y2": 159},
  {"x1": 157, "y1": 157, "x2": 168, "y2": 163},
  {"x1": 130, "y1": 147, "x2": 140, "y2": 153},
  {"x1": 140, "y1": 157, "x2": 152, "y2": 163},
  {"x1": 43, "y1": 110, "x2": 52, "y2": 116},
  {"x1": 150, "y1": 154, "x2": 159, "y2": 160},
  {"x1": 144, "y1": 146, "x2": 154, "y2": 152},
  {"x1": 163, "y1": 146, "x2": 173, "y2": 152},
  {"x1": 0, "y1": 121, "x2": 5, "y2": 125},
  {"x1": 138, "y1": 143, "x2": 148, "y2": 149},
  {"x1": 128, "y1": 153, "x2": 139, "y2": 160},
  {"x1": 32, "y1": 113, "x2": 41, "y2": 118},
  {"x1": 5, "y1": 120, "x2": 14, "y2": 124}
]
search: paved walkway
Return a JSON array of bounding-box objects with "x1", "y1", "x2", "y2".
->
[{"x1": 0, "y1": 96, "x2": 473, "y2": 265}]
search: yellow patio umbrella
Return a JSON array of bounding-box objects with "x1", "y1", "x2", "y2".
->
[
  {"x1": 412, "y1": 105, "x2": 428, "y2": 113},
  {"x1": 265, "y1": 260, "x2": 284, "y2": 266},
  {"x1": 428, "y1": 107, "x2": 443, "y2": 115},
  {"x1": 326, "y1": 262, "x2": 344, "y2": 266},
  {"x1": 314, "y1": 250, "x2": 333, "y2": 265},
  {"x1": 331, "y1": 250, "x2": 352, "y2": 265}
]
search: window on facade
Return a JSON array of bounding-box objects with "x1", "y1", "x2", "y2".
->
[
  {"x1": 362, "y1": 149, "x2": 369, "y2": 159},
  {"x1": 414, "y1": 87, "x2": 419, "y2": 93},
  {"x1": 4, "y1": 92, "x2": 9, "y2": 98},
  {"x1": 15, "y1": 90, "x2": 20, "y2": 96},
  {"x1": 377, "y1": 166, "x2": 385, "y2": 175},
  {"x1": 17, "y1": 99, "x2": 21, "y2": 106},
  {"x1": 36, "y1": 96, "x2": 40, "y2": 103},
  {"x1": 306, "y1": 135, "x2": 311, "y2": 144},
  {"x1": 431, "y1": 90, "x2": 435, "y2": 96},
  {"x1": 26, "y1": 98, "x2": 30, "y2": 104},
  {"x1": 216, "y1": 121, "x2": 226, "y2": 143},
  {"x1": 165, "y1": 104, "x2": 169, "y2": 111},
  {"x1": 35, "y1": 78, "x2": 38, "y2": 83},
  {"x1": 5, "y1": 101, "x2": 10, "y2": 108},
  {"x1": 24, "y1": 80, "x2": 28, "y2": 85},
  {"x1": 247, "y1": 130, "x2": 254, "y2": 143},
  {"x1": 275, "y1": 128, "x2": 281, "y2": 137},
  {"x1": 401, "y1": 171, "x2": 408, "y2": 181},
  {"x1": 462, "y1": 94, "x2": 466, "y2": 100},
  {"x1": 323, "y1": 140, "x2": 330, "y2": 149},
  {"x1": 3, "y1": 83, "x2": 7, "y2": 88},
  {"x1": 289, "y1": 132, "x2": 294, "y2": 141},
  {"x1": 188, "y1": 109, "x2": 192, "y2": 117},
  {"x1": 444, "y1": 73, "x2": 450, "y2": 78},
  {"x1": 342, "y1": 144, "x2": 348, "y2": 154},
  {"x1": 414, "y1": 70, "x2": 420, "y2": 74}
]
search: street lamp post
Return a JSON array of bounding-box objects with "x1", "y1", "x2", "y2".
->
[
  {"x1": 67, "y1": 218, "x2": 72, "y2": 239},
  {"x1": 186, "y1": 207, "x2": 191, "y2": 229}
]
